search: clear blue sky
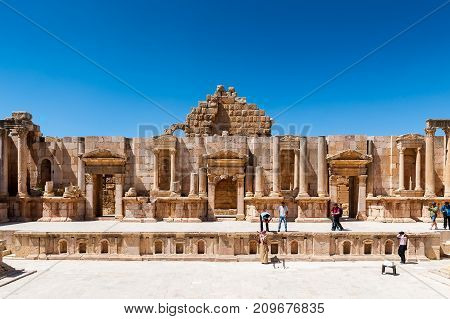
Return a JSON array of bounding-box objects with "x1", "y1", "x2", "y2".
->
[{"x1": 0, "y1": 0, "x2": 449, "y2": 137}]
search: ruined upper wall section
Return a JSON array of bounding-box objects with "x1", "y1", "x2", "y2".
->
[{"x1": 165, "y1": 85, "x2": 273, "y2": 137}]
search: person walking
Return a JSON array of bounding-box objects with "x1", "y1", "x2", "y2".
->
[
  {"x1": 259, "y1": 210, "x2": 272, "y2": 232},
  {"x1": 258, "y1": 231, "x2": 269, "y2": 264},
  {"x1": 397, "y1": 231, "x2": 408, "y2": 264},
  {"x1": 331, "y1": 203, "x2": 344, "y2": 231},
  {"x1": 277, "y1": 202, "x2": 288, "y2": 232},
  {"x1": 441, "y1": 202, "x2": 450, "y2": 230},
  {"x1": 428, "y1": 202, "x2": 438, "y2": 230}
]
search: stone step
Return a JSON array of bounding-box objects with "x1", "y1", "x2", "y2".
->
[{"x1": 215, "y1": 215, "x2": 237, "y2": 221}]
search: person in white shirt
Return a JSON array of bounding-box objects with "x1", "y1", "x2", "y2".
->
[
  {"x1": 277, "y1": 202, "x2": 288, "y2": 232},
  {"x1": 396, "y1": 231, "x2": 408, "y2": 264}
]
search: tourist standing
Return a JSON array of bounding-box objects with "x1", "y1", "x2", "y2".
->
[
  {"x1": 277, "y1": 202, "x2": 288, "y2": 232},
  {"x1": 428, "y1": 202, "x2": 438, "y2": 230},
  {"x1": 397, "y1": 231, "x2": 408, "y2": 264},
  {"x1": 260, "y1": 210, "x2": 272, "y2": 232},
  {"x1": 331, "y1": 203, "x2": 344, "y2": 231},
  {"x1": 441, "y1": 202, "x2": 450, "y2": 230},
  {"x1": 259, "y1": 231, "x2": 269, "y2": 264}
]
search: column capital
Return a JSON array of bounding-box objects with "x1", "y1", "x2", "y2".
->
[
  {"x1": 424, "y1": 127, "x2": 436, "y2": 137},
  {"x1": 169, "y1": 148, "x2": 176, "y2": 155},
  {"x1": 416, "y1": 146, "x2": 422, "y2": 152},
  {"x1": 397, "y1": 146, "x2": 406, "y2": 153},
  {"x1": 15, "y1": 126, "x2": 28, "y2": 138},
  {"x1": 85, "y1": 173, "x2": 93, "y2": 185},
  {"x1": 358, "y1": 174, "x2": 368, "y2": 184}
]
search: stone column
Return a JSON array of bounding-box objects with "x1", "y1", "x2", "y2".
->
[
  {"x1": 114, "y1": 174, "x2": 124, "y2": 219},
  {"x1": 254, "y1": 166, "x2": 263, "y2": 197},
  {"x1": 398, "y1": 147, "x2": 405, "y2": 191},
  {"x1": 245, "y1": 165, "x2": 253, "y2": 197},
  {"x1": 329, "y1": 175, "x2": 338, "y2": 204},
  {"x1": 317, "y1": 136, "x2": 328, "y2": 197},
  {"x1": 270, "y1": 136, "x2": 280, "y2": 197},
  {"x1": 198, "y1": 167, "x2": 207, "y2": 197},
  {"x1": 169, "y1": 149, "x2": 176, "y2": 193},
  {"x1": 298, "y1": 136, "x2": 309, "y2": 197},
  {"x1": 0, "y1": 128, "x2": 8, "y2": 197},
  {"x1": 236, "y1": 175, "x2": 245, "y2": 221},
  {"x1": 367, "y1": 140, "x2": 374, "y2": 197},
  {"x1": 357, "y1": 175, "x2": 368, "y2": 220},
  {"x1": 444, "y1": 128, "x2": 450, "y2": 197},
  {"x1": 293, "y1": 149, "x2": 299, "y2": 190},
  {"x1": 77, "y1": 138, "x2": 85, "y2": 194},
  {"x1": 189, "y1": 172, "x2": 198, "y2": 197},
  {"x1": 152, "y1": 149, "x2": 159, "y2": 192},
  {"x1": 415, "y1": 147, "x2": 422, "y2": 191},
  {"x1": 85, "y1": 173, "x2": 95, "y2": 220},
  {"x1": 16, "y1": 127, "x2": 28, "y2": 197},
  {"x1": 424, "y1": 127, "x2": 436, "y2": 197}
]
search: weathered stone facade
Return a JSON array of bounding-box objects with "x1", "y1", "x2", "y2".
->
[{"x1": 0, "y1": 86, "x2": 449, "y2": 224}]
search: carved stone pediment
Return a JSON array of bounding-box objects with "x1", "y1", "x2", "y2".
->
[
  {"x1": 280, "y1": 135, "x2": 300, "y2": 150},
  {"x1": 82, "y1": 149, "x2": 126, "y2": 166},
  {"x1": 396, "y1": 134, "x2": 424, "y2": 149},
  {"x1": 327, "y1": 150, "x2": 372, "y2": 162}
]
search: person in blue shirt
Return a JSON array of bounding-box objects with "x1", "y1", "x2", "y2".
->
[
  {"x1": 441, "y1": 202, "x2": 450, "y2": 230},
  {"x1": 259, "y1": 210, "x2": 272, "y2": 232}
]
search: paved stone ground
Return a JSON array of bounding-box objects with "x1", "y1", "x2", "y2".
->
[
  {"x1": 0, "y1": 220, "x2": 446, "y2": 233},
  {"x1": 0, "y1": 258, "x2": 449, "y2": 299}
]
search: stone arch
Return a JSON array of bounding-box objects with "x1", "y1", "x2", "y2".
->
[
  {"x1": 363, "y1": 240, "x2": 373, "y2": 255},
  {"x1": 58, "y1": 239, "x2": 68, "y2": 254},
  {"x1": 342, "y1": 241, "x2": 351, "y2": 255},
  {"x1": 384, "y1": 240, "x2": 394, "y2": 255},
  {"x1": 290, "y1": 240, "x2": 299, "y2": 254},
  {"x1": 154, "y1": 240, "x2": 163, "y2": 254},
  {"x1": 164, "y1": 123, "x2": 190, "y2": 136},
  {"x1": 78, "y1": 241, "x2": 87, "y2": 254},
  {"x1": 197, "y1": 240, "x2": 206, "y2": 255},
  {"x1": 100, "y1": 240, "x2": 109, "y2": 254},
  {"x1": 249, "y1": 240, "x2": 258, "y2": 254}
]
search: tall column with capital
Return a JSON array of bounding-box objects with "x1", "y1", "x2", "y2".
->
[
  {"x1": 357, "y1": 175, "x2": 368, "y2": 220},
  {"x1": 270, "y1": 136, "x2": 280, "y2": 197},
  {"x1": 424, "y1": 127, "x2": 436, "y2": 197},
  {"x1": 398, "y1": 147, "x2": 405, "y2": 191},
  {"x1": 198, "y1": 167, "x2": 207, "y2": 197},
  {"x1": 77, "y1": 138, "x2": 85, "y2": 194},
  {"x1": 16, "y1": 127, "x2": 28, "y2": 197},
  {"x1": 0, "y1": 128, "x2": 8, "y2": 197},
  {"x1": 85, "y1": 173, "x2": 95, "y2": 220},
  {"x1": 114, "y1": 174, "x2": 124, "y2": 219},
  {"x1": 444, "y1": 128, "x2": 450, "y2": 197},
  {"x1": 169, "y1": 149, "x2": 176, "y2": 193},
  {"x1": 415, "y1": 147, "x2": 422, "y2": 191},
  {"x1": 293, "y1": 149, "x2": 299, "y2": 190},
  {"x1": 152, "y1": 149, "x2": 159, "y2": 192},
  {"x1": 298, "y1": 136, "x2": 309, "y2": 197},
  {"x1": 367, "y1": 140, "x2": 374, "y2": 197},
  {"x1": 317, "y1": 136, "x2": 328, "y2": 197}
]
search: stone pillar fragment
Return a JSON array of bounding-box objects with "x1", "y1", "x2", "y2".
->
[
  {"x1": 236, "y1": 175, "x2": 245, "y2": 221},
  {"x1": 424, "y1": 128, "x2": 436, "y2": 197},
  {"x1": 0, "y1": 128, "x2": 8, "y2": 197},
  {"x1": 169, "y1": 149, "x2": 176, "y2": 193},
  {"x1": 317, "y1": 136, "x2": 328, "y2": 197},
  {"x1": 298, "y1": 136, "x2": 309, "y2": 197},
  {"x1": 77, "y1": 138, "x2": 85, "y2": 194},
  {"x1": 398, "y1": 147, "x2": 405, "y2": 191},
  {"x1": 16, "y1": 127, "x2": 28, "y2": 197},
  {"x1": 189, "y1": 172, "x2": 198, "y2": 197},
  {"x1": 254, "y1": 166, "x2": 263, "y2": 197},
  {"x1": 415, "y1": 147, "x2": 422, "y2": 191},
  {"x1": 198, "y1": 167, "x2": 207, "y2": 197},
  {"x1": 444, "y1": 129, "x2": 450, "y2": 197},
  {"x1": 357, "y1": 175, "x2": 368, "y2": 220},
  {"x1": 115, "y1": 174, "x2": 124, "y2": 220},
  {"x1": 293, "y1": 149, "x2": 299, "y2": 190},
  {"x1": 270, "y1": 136, "x2": 280, "y2": 197},
  {"x1": 367, "y1": 140, "x2": 374, "y2": 197},
  {"x1": 152, "y1": 149, "x2": 159, "y2": 192},
  {"x1": 85, "y1": 173, "x2": 95, "y2": 220}
]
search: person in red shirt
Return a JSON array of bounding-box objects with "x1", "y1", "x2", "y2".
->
[{"x1": 331, "y1": 203, "x2": 344, "y2": 231}]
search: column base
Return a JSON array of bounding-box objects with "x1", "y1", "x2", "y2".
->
[
  {"x1": 296, "y1": 193, "x2": 310, "y2": 198},
  {"x1": 245, "y1": 192, "x2": 254, "y2": 197},
  {"x1": 269, "y1": 192, "x2": 281, "y2": 197},
  {"x1": 317, "y1": 193, "x2": 328, "y2": 198}
]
